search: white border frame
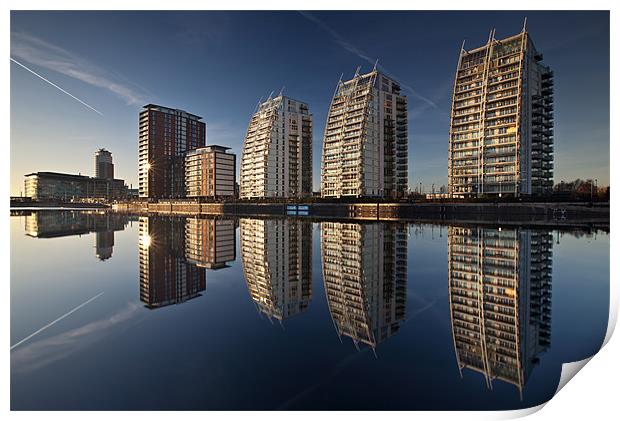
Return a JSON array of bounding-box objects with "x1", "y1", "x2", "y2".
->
[{"x1": 4, "y1": 1, "x2": 616, "y2": 420}]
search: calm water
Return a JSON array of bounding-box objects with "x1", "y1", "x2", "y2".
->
[{"x1": 10, "y1": 210, "x2": 609, "y2": 410}]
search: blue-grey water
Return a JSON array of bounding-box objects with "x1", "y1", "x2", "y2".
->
[{"x1": 10, "y1": 210, "x2": 609, "y2": 410}]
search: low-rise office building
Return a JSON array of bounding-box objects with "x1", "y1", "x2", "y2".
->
[
  {"x1": 24, "y1": 171, "x2": 128, "y2": 201},
  {"x1": 185, "y1": 146, "x2": 236, "y2": 198}
]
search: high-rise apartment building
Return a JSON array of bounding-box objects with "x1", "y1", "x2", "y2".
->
[
  {"x1": 321, "y1": 68, "x2": 408, "y2": 198},
  {"x1": 185, "y1": 145, "x2": 236, "y2": 198},
  {"x1": 239, "y1": 95, "x2": 312, "y2": 199},
  {"x1": 448, "y1": 26, "x2": 554, "y2": 197},
  {"x1": 139, "y1": 104, "x2": 206, "y2": 199},
  {"x1": 94, "y1": 148, "x2": 114, "y2": 180},
  {"x1": 448, "y1": 226, "x2": 552, "y2": 394},
  {"x1": 240, "y1": 218, "x2": 312, "y2": 321},
  {"x1": 138, "y1": 216, "x2": 206, "y2": 309},
  {"x1": 321, "y1": 221, "x2": 408, "y2": 349},
  {"x1": 185, "y1": 217, "x2": 236, "y2": 269}
]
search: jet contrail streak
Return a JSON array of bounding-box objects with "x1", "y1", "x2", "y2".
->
[
  {"x1": 298, "y1": 11, "x2": 439, "y2": 110},
  {"x1": 10, "y1": 292, "x2": 105, "y2": 350},
  {"x1": 10, "y1": 57, "x2": 104, "y2": 116}
]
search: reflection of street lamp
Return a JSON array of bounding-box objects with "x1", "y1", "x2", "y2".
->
[
  {"x1": 595, "y1": 178, "x2": 598, "y2": 202},
  {"x1": 499, "y1": 177, "x2": 502, "y2": 198}
]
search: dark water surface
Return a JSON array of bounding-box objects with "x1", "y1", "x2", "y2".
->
[{"x1": 10, "y1": 210, "x2": 609, "y2": 410}]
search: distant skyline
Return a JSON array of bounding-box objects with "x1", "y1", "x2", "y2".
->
[{"x1": 10, "y1": 10, "x2": 610, "y2": 196}]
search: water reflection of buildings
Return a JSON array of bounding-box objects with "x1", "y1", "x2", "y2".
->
[
  {"x1": 321, "y1": 222, "x2": 408, "y2": 351},
  {"x1": 23, "y1": 210, "x2": 129, "y2": 261},
  {"x1": 139, "y1": 216, "x2": 238, "y2": 309},
  {"x1": 448, "y1": 226, "x2": 552, "y2": 395},
  {"x1": 139, "y1": 216, "x2": 206, "y2": 309},
  {"x1": 95, "y1": 230, "x2": 115, "y2": 260},
  {"x1": 240, "y1": 218, "x2": 312, "y2": 321},
  {"x1": 185, "y1": 217, "x2": 236, "y2": 269}
]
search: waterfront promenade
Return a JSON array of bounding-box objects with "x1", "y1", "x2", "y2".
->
[{"x1": 108, "y1": 200, "x2": 610, "y2": 228}]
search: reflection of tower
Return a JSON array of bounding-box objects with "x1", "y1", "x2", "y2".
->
[
  {"x1": 448, "y1": 226, "x2": 552, "y2": 396},
  {"x1": 321, "y1": 222, "x2": 408, "y2": 350},
  {"x1": 93, "y1": 212, "x2": 115, "y2": 261},
  {"x1": 185, "y1": 217, "x2": 236, "y2": 269},
  {"x1": 139, "y1": 216, "x2": 206, "y2": 309},
  {"x1": 95, "y1": 231, "x2": 114, "y2": 261},
  {"x1": 240, "y1": 218, "x2": 312, "y2": 321}
]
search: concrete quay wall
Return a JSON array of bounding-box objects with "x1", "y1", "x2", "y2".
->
[{"x1": 112, "y1": 201, "x2": 609, "y2": 226}]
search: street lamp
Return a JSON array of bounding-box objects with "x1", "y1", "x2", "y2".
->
[
  {"x1": 595, "y1": 178, "x2": 598, "y2": 202},
  {"x1": 499, "y1": 177, "x2": 502, "y2": 198}
]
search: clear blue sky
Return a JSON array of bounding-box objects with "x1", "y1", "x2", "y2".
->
[{"x1": 10, "y1": 11, "x2": 610, "y2": 195}]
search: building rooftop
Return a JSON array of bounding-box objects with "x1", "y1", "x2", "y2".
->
[
  {"x1": 256, "y1": 95, "x2": 310, "y2": 115},
  {"x1": 462, "y1": 30, "x2": 526, "y2": 55},
  {"x1": 142, "y1": 103, "x2": 203, "y2": 120},
  {"x1": 25, "y1": 171, "x2": 90, "y2": 180},
  {"x1": 188, "y1": 145, "x2": 233, "y2": 154},
  {"x1": 25, "y1": 171, "x2": 126, "y2": 183}
]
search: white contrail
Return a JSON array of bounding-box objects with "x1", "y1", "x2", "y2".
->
[
  {"x1": 10, "y1": 292, "x2": 105, "y2": 350},
  {"x1": 298, "y1": 11, "x2": 439, "y2": 110},
  {"x1": 10, "y1": 57, "x2": 104, "y2": 116}
]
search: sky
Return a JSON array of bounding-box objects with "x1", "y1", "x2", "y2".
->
[{"x1": 10, "y1": 10, "x2": 610, "y2": 195}]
